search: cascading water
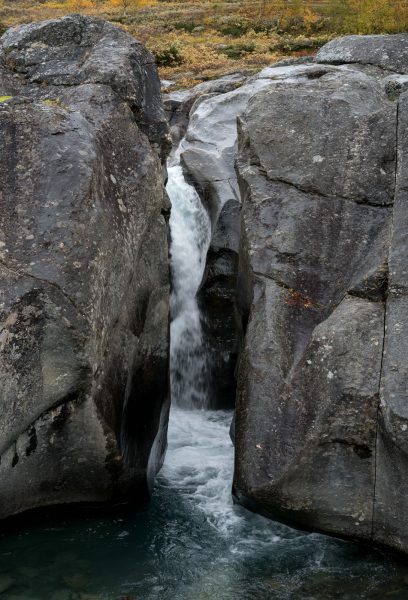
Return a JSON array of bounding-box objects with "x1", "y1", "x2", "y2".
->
[
  {"x1": 160, "y1": 155, "x2": 401, "y2": 593},
  {"x1": 168, "y1": 164, "x2": 211, "y2": 409}
]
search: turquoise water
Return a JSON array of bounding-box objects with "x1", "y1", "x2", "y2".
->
[{"x1": 1, "y1": 408, "x2": 408, "y2": 600}]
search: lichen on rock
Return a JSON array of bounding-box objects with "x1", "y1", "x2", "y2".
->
[{"x1": 0, "y1": 15, "x2": 171, "y2": 520}]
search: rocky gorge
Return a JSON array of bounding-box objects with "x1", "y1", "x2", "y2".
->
[
  {"x1": 166, "y1": 34, "x2": 408, "y2": 555},
  {"x1": 1, "y1": 14, "x2": 408, "y2": 597}
]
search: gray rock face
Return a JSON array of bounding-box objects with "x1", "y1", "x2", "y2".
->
[
  {"x1": 232, "y1": 36, "x2": 408, "y2": 553},
  {"x1": 316, "y1": 34, "x2": 408, "y2": 73},
  {"x1": 180, "y1": 76, "x2": 273, "y2": 220},
  {"x1": 179, "y1": 63, "x2": 334, "y2": 221},
  {"x1": 199, "y1": 199, "x2": 240, "y2": 408},
  {"x1": 0, "y1": 15, "x2": 170, "y2": 520},
  {"x1": 164, "y1": 73, "x2": 246, "y2": 151},
  {"x1": 374, "y1": 89, "x2": 408, "y2": 553},
  {"x1": 178, "y1": 65, "x2": 325, "y2": 409},
  {"x1": 243, "y1": 70, "x2": 395, "y2": 206}
]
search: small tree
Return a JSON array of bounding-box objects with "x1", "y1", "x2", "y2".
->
[{"x1": 112, "y1": 0, "x2": 151, "y2": 17}]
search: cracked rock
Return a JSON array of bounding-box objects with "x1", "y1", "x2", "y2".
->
[
  {"x1": 0, "y1": 15, "x2": 170, "y2": 520},
  {"x1": 231, "y1": 35, "x2": 408, "y2": 554}
]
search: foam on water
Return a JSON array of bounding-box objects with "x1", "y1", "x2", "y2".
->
[
  {"x1": 160, "y1": 407, "x2": 288, "y2": 553},
  {"x1": 168, "y1": 164, "x2": 211, "y2": 409},
  {"x1": 166, "y1": 159, "x2": 287, "y2": 553},
  {"x1": 160, "y1": 408, "x2": 241, "y2": 534}
]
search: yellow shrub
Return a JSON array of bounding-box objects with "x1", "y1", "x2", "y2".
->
[{"x1": 111, "y1": 0, "x2": 156, "y2": 16}]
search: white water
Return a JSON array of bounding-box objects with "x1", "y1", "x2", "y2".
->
[
  {"x1": 0, "y1": 152, "x2": 395, "y2": 600},
  {"x1": 162, "y1": 164, "x2": 392, "y2": 599},
  {"x1": 168, "y1": 164, "x2": 211, "y2": 409},
  {"x1": 166, "y1": 161, "x2": 282, "y2": 553},
  {"x1": 160, "y1": 407, "x2": 286, "y2": 554}
]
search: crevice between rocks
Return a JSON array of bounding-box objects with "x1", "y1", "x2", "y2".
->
[
  {"x1": 371, "y1": 96, "x2": 400, "y2": 540},
  {"x1": 318, "y1": 59, "x2": 404, "y2": 76},
  {"x1": 255, "y1": 168, "x2": 394, "y2": 209},
  {"x1": 0, "y1": 390, "x2": 83, "y2": 463}
]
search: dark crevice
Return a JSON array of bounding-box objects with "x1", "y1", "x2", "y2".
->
[
  {"x1": 319, "y1": 438, "x2": 372, "y2": 459},
  {"x1": 371, "y1": 96, "x2": 400, "y2": 539},
  {"x1": 189, "y1": 177, "x2": 237, "y2": 185},
  {"x1": 348, "y1": 287, "x2": 388, "y2": 303},
  {"x1": 0, "y1": 390, "x2": 84, "y2": 462},
  {"x1": 306, "y1": 68, "x2": 329, "y2": 79},
  {"x1": 251, "y1": 163, "x2": 394, "y2": 209}
]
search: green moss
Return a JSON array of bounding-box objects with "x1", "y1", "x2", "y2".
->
[
  {"x1": 218, "y1": 23, "x2": 249, "y2": 37},
  {"x1": 0, "y1": 96, "x2": 12, "y2": 103},
  {"x1": 42, "y1": 98, "x2": 67, "y2": 110},
  {"x1": 173, "y1": 21, "x2": 200, "y2": 33}
]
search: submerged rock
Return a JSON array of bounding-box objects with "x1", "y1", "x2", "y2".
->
[{"x1": 0, "y1": 15, "x2": 170, "y2": 520}]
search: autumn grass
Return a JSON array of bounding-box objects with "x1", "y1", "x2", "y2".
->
[
  {"x1": 1, "y1": 0, "x2": 407, "y2": 89},
  {"x1": 0, "y1": 0, "x2": 330, "y2": 88}
]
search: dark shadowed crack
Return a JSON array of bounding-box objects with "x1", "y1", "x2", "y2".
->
[
  {"x1": 319, "y1": 438, "x2": 373, "y2": 459},
  {"x1": 0, "y1": 391, "x2": 86, "y2": 462},
  {"x1": 192, "y1": 177, "x2": 237, "y2": 185},
  {"x1": 317, "y1": 59, "x2": 405, "y2": 76},
  {"x1": 253, "y1": 166, "x2": 394, "y2": 209},
  {"x1": 371, "y1": 97, "x2": 400, "y2": 539}
]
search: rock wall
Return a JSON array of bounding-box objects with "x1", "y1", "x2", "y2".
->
[
  {"x1": 177, "y1": 35, "x2": 408, "y2": 553},
  {"x1": 0, "y1": 15, "x2": 170, "y2": 520},
  {"x1": 234, "y1": 37, "x2": 408, "y2": 553}
]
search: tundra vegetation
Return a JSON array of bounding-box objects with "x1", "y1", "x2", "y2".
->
[{"x1": 0, "y1": 0, "x2": 407, "y2": 87}]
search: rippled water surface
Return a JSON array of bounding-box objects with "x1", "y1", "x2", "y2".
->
[{"x1": 1, "y1": 407, "x2": 408, "y2": 600}]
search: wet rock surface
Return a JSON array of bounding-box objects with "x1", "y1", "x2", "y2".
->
[
  {"x1": 163, "y1": 73, "x2": 246, "y2": 152},
  {"x1": 198, "y1": 199, "x2": 240, "y2": 408},
  {"x1": 178, "y1": 34, "x2": 408, "y2": 553},
  {"x1": 0, "y1": 15, "x2": 170, "y2": 519},
  {"x1": 175, "y1": 64, "x2": 319, "y2": 409}
]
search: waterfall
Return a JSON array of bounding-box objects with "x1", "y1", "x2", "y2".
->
[
  {"x1": 167, "y1": 164, "x2": 211, "y2": 409},
  {"x1": 164, "y1": 156, "x2": 281, "y2": 542}
]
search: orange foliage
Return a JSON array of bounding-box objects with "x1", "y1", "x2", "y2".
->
[{"x1": 285, "y1": 289, "x2": 319, "y2": 310}]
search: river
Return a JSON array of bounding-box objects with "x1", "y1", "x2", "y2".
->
[{"x1": 0, "y1": 159, "x2": 407, "y2": 600}]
